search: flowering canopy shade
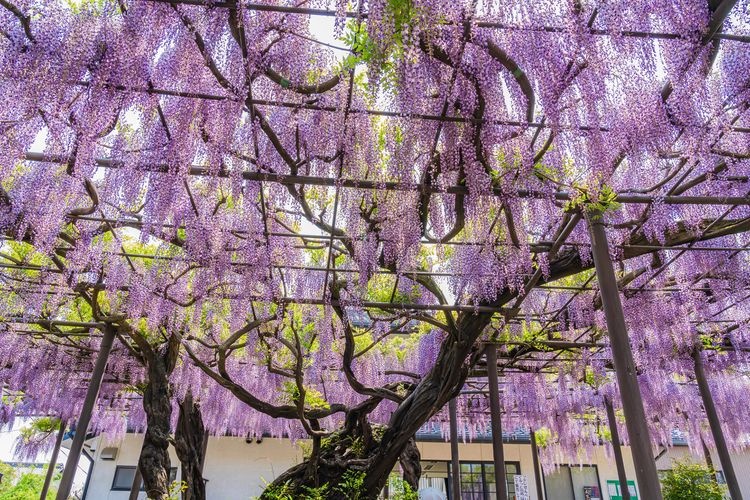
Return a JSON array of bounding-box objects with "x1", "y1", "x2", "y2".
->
[{"x1": 0, "y1": 0, "x2": 750, "y2": 497}]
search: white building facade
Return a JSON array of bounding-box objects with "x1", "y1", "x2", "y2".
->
[{"x1": 82, "y1": 433, "x2": 750, "y2": 500}]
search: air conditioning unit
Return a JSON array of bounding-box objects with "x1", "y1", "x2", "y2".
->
[{"x1": 100, "y1": 447, "x2": 118, "y2": 460}]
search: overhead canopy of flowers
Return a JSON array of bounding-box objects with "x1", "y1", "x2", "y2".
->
[{"x1": 0, "y1": 0, "x2": 749, "y2": 497}]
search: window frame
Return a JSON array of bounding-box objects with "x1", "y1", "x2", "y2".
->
[
  {"x1": 447, "y1": 460, "x2": 521, "y2": 500},
  {"x1": 111, "y1": 465, "x2": 178, "y2": 491},
  {"x1": 542, "y1": 463, "x2": 603, "y2": 500}
]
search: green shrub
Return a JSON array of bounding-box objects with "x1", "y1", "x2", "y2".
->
[
  {"x1": 661, "y1": 461, "x2": 726, "y2": 500},
  {"x1": 0, "y1": 472, "x2": 56, "y2": 500},
  {"x1": 388, "y1": 477, "x2": 418, "y2": 500},
  {"x1": 333, "y1": 470, "x2": 366, "y2": 499}
]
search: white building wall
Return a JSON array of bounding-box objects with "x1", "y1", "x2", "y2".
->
[
  {"x1": 566, "y1": 445, "x2": 638, "y2": 500},
  {"x1": 85, "y1": 433, "x2": 750, "y2": 500},
  {"x1": 202, "y1": 436, "x2": 302, "y2": 499},
  {"x1": 85, "y1": 434, "x2": 301, "y2": 500},
  {"x1": 418, "y1": 440, "x2": 648, "y2": 500}
]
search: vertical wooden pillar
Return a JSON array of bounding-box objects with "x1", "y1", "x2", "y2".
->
[
  {"x1": 128, "y1": 465, "x2": 143, "y2": 500},
  {"x1": 530, "y1": 430, "x2": 544, "y2": 500},
  {"x1": 40, "y1": 420, "x2": 66, "y2": 500},
  {"x1": 200, "y1": 433, "x2": 209, "y2": 473},
  {"x1": 693, "y1": 347, "x2": 742, "y2": 500},
  {"x1": 130, "y1": 434, "x2": 149, "y2": 500},
  {"x1": 485, "y1": 346, "x2": 507, "y2": 499},
  {"x1": 604, "y1": 396, "x2": 631, "y2": 500},
  {"x1": 196, "y1": 432, "x2": 209, "y2": 498},
  {"x1": 587, "y1": 219, "x2": 662, "y2": 500},
  {"x1": 56, "y1": 325, "x2": 116, "y2": 500},
  {"x1": 701, "y1": 437, "x2": 716, "y2": 473},
  {"x1": 449, "y1": 399, "x2": 461, "y2": 500}
]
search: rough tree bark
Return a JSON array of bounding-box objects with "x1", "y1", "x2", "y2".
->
[
  {"x1": 129, "y1": 330, "x2": 182, "y2": 500},
  {"x1": 261, "y1": 400, "x2": 387, "y2": 499},
  {"x1": 139, "y1": 350, "x2": 175, "y2": 500},
  {"x1": 174, "y1": 390, "x2": 207, "y2": 500},
  {"x1": 399, "y1": 437, "x2": 422, "y2": 491}
]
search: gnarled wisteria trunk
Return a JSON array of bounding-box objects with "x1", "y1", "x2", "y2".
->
[
  {"x1": 399, "y1": 437, "x2": 422, "y2": 491},
  {"x1": 138, "y1": 352, "x2": 207, "y2": 500},
  {"x1": 174, "y1": 390, "x2": 207, "y2": 500},
  {"x1": 139, "y1": 353, "x2": 174, "y2": 500},
  {"x1": 127, "y1": 329, "x2": 195, "y2": 499},
  {"x1": 261, "y1": 425, "x2": 422, "y2": 499},
  {"x1": 359, "y1": 311, "x2": 496, "y2": 497}
]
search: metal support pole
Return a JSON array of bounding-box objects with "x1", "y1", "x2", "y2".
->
[
  {"x1": 56, "y1": 325, "x2": 116, "y2": 500},
  {"x1": 530, "y1": 430, "x2": 544, "y2": 500},
  {"x1": 449, "y1": 399, "x2": 461, "y2": 500},
  {"x1": 40, "y1": 420, "x2": 66, "y2": 500},
  {"x1": 587, "y1": 219, "x2": 663, "y2": 500},
  {"x1": 485, "y1": 346, "x2": 507, "y2": 500},
  {"x1": 604, "y1": 396, "x2": 631, "y2": 500},
  {"x1": 693, "y1": 347, "x2": 743, "y2": 500}
]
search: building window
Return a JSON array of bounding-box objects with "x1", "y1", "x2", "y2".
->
[
  {"x1": 111, "y1": 466, "x2": 177, "y2": 491},
  {"x1": 448, "y1": 461, "x2": 520, "y2": 499},
  {"x1": 544, "y1": 464, "x2": 602, "y2": 500}
]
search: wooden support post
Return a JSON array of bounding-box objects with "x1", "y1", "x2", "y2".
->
[
  {"x1": 701, "y1": 437, "x2": 716, "y2": 473},
  {"x1": 449, "y1": 399, "x2": 461, "y2": 500},
  {"x1": 56, "y1": 325, "x2": 116, "y2": 500},
  {"x1": 130, "y1": 434, "x2": 149, "y2": 500},
  {"x1": 604, "y1": 396, "x2": 631, "y2": 500},
  {"x1": 587, "y1": 219, "x2": 662, "y2": 500},
  {"x1": 693, "y1": 347, "x2": 743, "y2": 500},
  {"x1": 40, "y1": 420, "x2": 66, "y2": 500},
  {"x1": 485, "y1": 346, "x2": 507, "y2": 499},
  {"x1": 200, "y1": 433, "x2": 209, "y2": 473},
  {"x1": 530, "y1": 430, "x2": 544, "y2": 500},
  {"x1": 128, "y1": 465, "x2": 143, "y2": 500}
]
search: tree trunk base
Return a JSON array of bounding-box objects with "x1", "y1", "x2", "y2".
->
[
  {"x1": 175, "y1": 391, "x2": 207, "y2": 500},
  {"x1": 260, "y1": 428, "x2": 421, "y2": 500}
]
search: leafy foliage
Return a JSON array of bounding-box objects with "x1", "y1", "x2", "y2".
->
[
  {"x1": 14, "y1": 418, "x2": 62, "y2": 461},
  {"x1": 0, "y1": 462, "x2": 16, "y2": 495},
  {"x1": 258, "y1": 471, "x2": 366, "y2": 500},
  {"x1": 168, "y1": 481, "x2": 188, "y2": 499},
  {"x1": 257, "y1": 480, "x2": 296, "y2": 500},
  {"x1": 332, "y1": 470, "x2": 367, "y2": 499},
  {"x1": 387, "y1": 476, "x2": 419, "y2": 500},
  {"x1": 661, "y1": 461, "x2": 726, "y2": 500},
  {"x1": 0, "y1": 471, "x2": 57, "y2": 500},
  {"x1": 18, "y1": 417, "x2": 60, "y2": 440},
  {"x1": 564, "y1": 184, "x2": 621, "y2": 218}
]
